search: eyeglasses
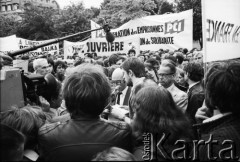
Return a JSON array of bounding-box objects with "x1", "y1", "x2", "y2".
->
[
  {"x1": 111, "y1": 80, "x2": 124, "y2": 85},
  {"x1": 158, "y1": 73, "x2": 175, "y2": 77},
  {"x1": 41, "y1": 65, "x2": 52, "y2": 69}
]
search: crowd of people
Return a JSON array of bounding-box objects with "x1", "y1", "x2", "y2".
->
[{"x1": 1, "y1": 47, "x2": 240, "y2": 161}]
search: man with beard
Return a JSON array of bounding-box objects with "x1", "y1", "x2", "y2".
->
[
  {"x1": 121, "y1": 57, "x2": 147, "y2": 119},
  {"x1": 54, "y1": 60, "x2": 67, "y2": 82}
]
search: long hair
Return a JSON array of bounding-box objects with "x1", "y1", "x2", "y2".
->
[{"x1": 131, "y1": 86, "x2": 193, "y2": 143}]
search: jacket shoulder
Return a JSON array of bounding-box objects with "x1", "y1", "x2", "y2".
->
[
  {"x1": 104, "y1": 120, "x2": 131, "y2": 131},
  {"x1": 38, "y1": 122, "x2": 63, "y2": 136}
]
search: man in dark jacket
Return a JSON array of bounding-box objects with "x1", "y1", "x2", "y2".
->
[
  {"x1": 195, "y1": 62, "x2": 240, "y2": 161},
  {"x1": 184, "y1": 62, "x2": 205, "y2": 124},
  {"x1": 38, "y1": 64, "x2": 132, "y2": 161}
]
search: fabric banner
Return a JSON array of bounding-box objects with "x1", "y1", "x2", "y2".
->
[
  {"x1": 202, "y1": 0, "x2": 240, "y2": 62},
  {"x1": 84, "y1": 36, "x2": 140, "y2": 57},
  {"x1": 0, "y1": 35, "x2": 19, "y2": 54},
  {"x1": 16, "y1": 38, "x2": 59, "y2": 57},
  {"x1": 63, "y1": 40, "x2": 88, "y2": 59},
  {"x1": 64, "y1": 36, "x2": 140, "y2": 57},
  {"x1": 91, "y1": 10, "x2": 193, "y2": 51}
]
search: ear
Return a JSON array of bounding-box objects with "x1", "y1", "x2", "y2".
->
[{"x1": 128, "y1": 70, "x2": 134, "y2": 77}]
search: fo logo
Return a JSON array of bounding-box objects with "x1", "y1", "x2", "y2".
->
[{"x1": 165, "y1": 19, "x2": 185, "y2": 34}]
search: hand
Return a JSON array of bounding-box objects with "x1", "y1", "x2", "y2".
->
[
  {"x1": 110, "y1": 105, "x2": 129, "y2": 120},
  {"x1": 39, "y1": 96, "x2": 50, "y2": 112},
  {"x1": 195, "y1": 105, "x2": 210, "y2": 122}
]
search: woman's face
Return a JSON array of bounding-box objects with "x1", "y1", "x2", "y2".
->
[{"x1": 56, "y1": 65, "x2": 66, "y2": 74}]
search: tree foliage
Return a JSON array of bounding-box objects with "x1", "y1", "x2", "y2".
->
[
  {"x1": 0, "y1": 14, "x2": 20, "y2": 37},
  {"x1": 175, "y1": 0, "x2": 202, "y2": 48},
  {"x1": 0, "y1": 2, "x2": 100, "y2": 42},
  {"x1": 17, "y1": 4, "x2": 57, "y2": 40},
  {"x1": 97, "y1": 0, "x2": 174, "y2": 28}
]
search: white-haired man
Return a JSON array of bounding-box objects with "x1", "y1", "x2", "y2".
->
[
  {"x1": 33, "y1": 58, "x2": 52, "y2": 76},
  {"x1": 111, "y1": 68, "x2": 132, "y2": 106}
]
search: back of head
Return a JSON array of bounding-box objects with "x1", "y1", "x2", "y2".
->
[
  {"x1": 174, "y1": 52, "x2": 184, "y2": 64},
  {"x1": 1, "y1": 106, "x2": 46, "y2": 149},
  {"x1": 63, "y1": 64, "x2": 111, "y2": 117},
  {"x1": 131, "y1": 86, "x2": 192, "y2": 142},
  {"x1": 92, "y1": 147, "x2": 136, "y2": 161},
  {"x1": 121, "y1": 57, "x2": 145, "y2": 78},
  {"x1": 184, "y1": 62, "x2": 204, "y2": 82},
  {"x1": 1, "y1": 124, "x2": 25, "y2": 162},
  {"x1": 108, "y1": 54, "x2": 119, "y2": 66},
  {"x1": 205, "y1": 62, "x2": 240, "y2": 114},
  {"x1": 163, "y1": 54, "x2": 177, "y2": 63}
]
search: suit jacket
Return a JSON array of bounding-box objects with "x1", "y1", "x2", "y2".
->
[
  {"x1": 167, "y1": 84, "x2": 188, "y2": 113},
  {"x1": 38, "y1": 116, "x2": 132, "y2": 161},
  {"x1": 194, "y1": 114, "x2": 240, "y2": 161},
  {"x1": 186, "y1": 82, "x2": 205, "y2": 124}
]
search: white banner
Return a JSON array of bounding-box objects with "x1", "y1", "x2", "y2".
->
[
  {"x1": 64, "y1": 36, "x2": 140, "y2": 57},
  {"x1": 202, "y1": 0, "x2": 240, "y2": 62},
  {"x1": 0, "y1": 35, "x2": 19, "y2": 54},
  {"x1": 91, "y1": 10, "x2": 193, "y2": 51},
  {"x1": 17, "y1": 38, "x2": 59, "y2": 57},
  {"x1": 63, "y1": 40, "x2": 88, "y2": 59},
  {"x1": 83, "y1": 36, "x2": 140, "y2": 57}
]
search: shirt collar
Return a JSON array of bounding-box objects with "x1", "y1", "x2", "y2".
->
[
  {"x1": 203, "y1": 112, "x2": 232, "y2": 123},
  {"x1": 188, "y1": 81, "x2": 200, "y2": 90},
  {"x1": 24, "y1": 149, "x2": 39, "y2": 161},
  {"x1": 167, "y1": 83, "x2": 175, "y2": 92}
]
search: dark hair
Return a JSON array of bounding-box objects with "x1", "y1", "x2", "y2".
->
[
  {"x1": 131, "y1": 86, "x2": 193, "y2": 143},
  {"x1": 1, "y1": 124, "x2": 25, "y2": 161},
  {"x1": 63, "y1": 64, "x2": 111, "y2": 117},
  {"x1": 1, "y1": 106, "x2": 46, "y2": 149},
  {"x1": 84, "y1": 53, "x2": 93, "y2": 58},
  {"x1": 145, "y1": 58, "x2": 159, "y2": 70},
  {"x1": 108, "y1": 54, "x2": 119, "y2": 66},
  {"x1": 183, "y1": 48, "x2": 188, "y2": 54},
  {"x1": 47, "y1": 57, "x2": 54, "y2": 67},
  {"x1": 161, "y1": 59, "x2": 177, "y2": 74},
  {"x1": 128, "y1": 49, "x2": 136, "y2": 55},
  {"x1": 129, "y1": 79, "x2": 157, "y2": 119},
  {"x1": 184, "y1": 62, "x2": 204, "y2": 82},
  {"x1": 174, "y1": 52, "x2": 184, "y2": 64},
  {"x1": 205, "y1": 62, "x2": 240, "y2": 114},
  {"x1": 92, "y1": 147, "x2": 136, "y2": 161},
  {"x1": 121, "y1": 57, "x2": 145, "y2": 78},
  {"x1": 54, "y1": 60, "x2": 67, "y2": 73},
  {"x1": 163, "y1": 54, "x2": 177, "y2": 63}
]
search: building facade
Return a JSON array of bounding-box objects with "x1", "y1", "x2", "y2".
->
[{"x1": 0, "y1": 0, "x2": 59, "y2": 14}]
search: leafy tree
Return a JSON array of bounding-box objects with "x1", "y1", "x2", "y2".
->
[
  {"x1": 16, "y1": 3, "x2": 57, "y2": 40},
  {"x1": 175, "y1": 0, "x2": 202, "y2": 48},
  {"x1": 0, "y1": 14, "x2": 20, "y2": 37},
  {"x1": 98, "y1": 0, "x2": 174, "y2": 28},
  {"x1": 53, "y1": 2, "x2": 100, "y2": 42}
]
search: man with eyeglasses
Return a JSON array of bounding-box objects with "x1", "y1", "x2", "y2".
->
[{"x1": 158, "y1": 59, "x2": 188, "y2": 113}]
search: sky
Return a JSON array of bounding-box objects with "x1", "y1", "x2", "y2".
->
[{"x1": 56, "y1": 0, "x2": 104, "y2": 9}]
